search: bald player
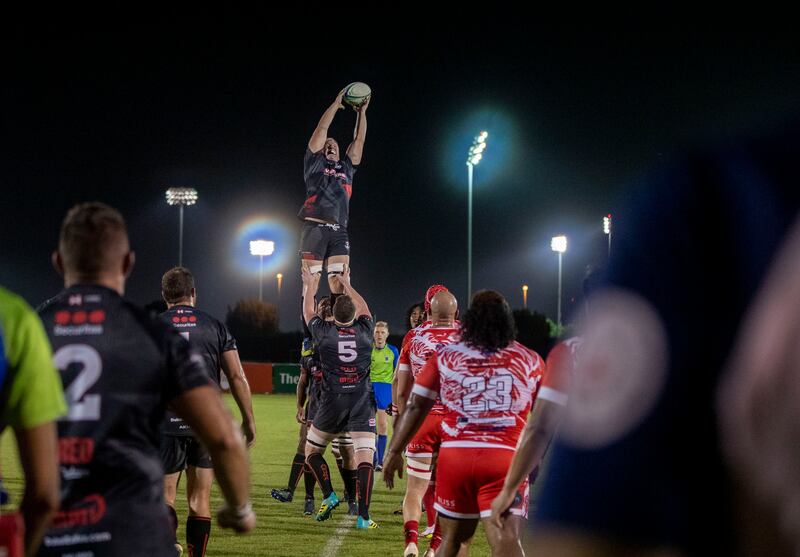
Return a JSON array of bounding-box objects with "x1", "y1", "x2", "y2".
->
[{"x1": 394, "y1": 291, "x2": 460, "y2": 557}]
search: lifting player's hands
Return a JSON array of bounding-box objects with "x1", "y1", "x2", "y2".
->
[
  {"x1": 217, "y1": 502, "x2": 256, "y2": 534},
  {"x1": 354, "y1": 95, "x2": 370, "y2": 113},
  {"x1": 334, "y1": 265, "x2": 352, "y2": 290},
  {"x1": 488, "y1": 487, "x2": 517, "y2": 530},
  {"x1": 301, "y1": 265, "x2": 321, "y2": 292},
  {"x1": 382, "y1": 448, "x2": 404, "y2": 489}
]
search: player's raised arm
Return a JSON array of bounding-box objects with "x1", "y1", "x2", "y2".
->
[
  {"x1": 309, "y1": 89, "x2": 346, "y2": 153},
  {"x1": 346, "y1": 96, "x2": 369, "y2": 165},
  {"x1": 335, "y1": 267, "x2": 370, "y2": 317}
]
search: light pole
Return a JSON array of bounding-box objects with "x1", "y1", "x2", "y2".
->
[
  {"x1": 276, "y1": 273, "x2": 283, "y2": 302},
  {"x1": 249, "y1": 240, "x2": 275, "y2": 302},
  {"x1": 522, "y1": 284, "x2": 528, "y2": 310},
  {"x1": 165, "y1": 187, "x2": 198, "y2": 266},
  {"x1": 466, "y1": 131, "x2": 488, "y2": 300},
  {"x1": 603, "y1": 214, "x2": 612, "y2": 258},
  {"x1": 551, "y1": 235, "x2": 567, "y2": 327}
]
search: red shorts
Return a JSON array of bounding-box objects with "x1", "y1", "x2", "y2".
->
[
  {"x1": 434, "y1": 446, "x2": 529, "y2": 519},
  {"x1": 406, "y1": 413, "x2": 443, "y2": 457}
]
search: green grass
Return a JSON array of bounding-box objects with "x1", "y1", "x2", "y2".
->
[{"x1": 1, "y1": 394, "x2": 495, "y2": 556}]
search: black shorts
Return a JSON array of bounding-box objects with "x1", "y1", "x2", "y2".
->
[
  {"x1": 313, "y1": 386, "x2": 376, "y2": 434},
  {"x1": 160, "y1": 435, "x2": 213, "y2": 474},
  {"x1": 305, "y1": 391, "x2": 320, "y2": 424},
  {"x1": 299, "y1": 221, "x2": 350, "y2": 262}
]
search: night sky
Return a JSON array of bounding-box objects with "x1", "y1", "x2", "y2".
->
[{"x1": 4, "y1": 27, "x2": 800, "y2": 332}]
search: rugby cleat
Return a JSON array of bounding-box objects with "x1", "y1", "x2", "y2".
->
[
  {"x1": 315, "y1": 492, "x2": 340, "y2": 521},
  {"x1": 270, "y1": 488, "x2": 293, "y2": 503},
  {"x1": 420, "y1": 525, "x2": 434, "y2": 539},
  {"x1": 423, "y1": 549, "x2": 435, "y2": 557},
  {"x1": 304, "y1": 498, "x2": 315, "y2": 516},
  {"x1": 404, "y1": 542, "x2": 419, "y2": 557},
  {"x1": 356, "y1": 516, "x2": 378, "y2": 529}
]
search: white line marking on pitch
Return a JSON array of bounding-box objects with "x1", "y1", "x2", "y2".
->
[{"x1": 320, "y1": 515, "x2": 356, "y2": 557}]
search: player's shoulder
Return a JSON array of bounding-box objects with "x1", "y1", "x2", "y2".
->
[{"x1": 507, "y1": 340, "x2": 544, "y2": 366}]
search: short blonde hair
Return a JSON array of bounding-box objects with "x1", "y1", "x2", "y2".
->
[{"x1": 375, "y1": 321, "x2": 389, "y2": 330}]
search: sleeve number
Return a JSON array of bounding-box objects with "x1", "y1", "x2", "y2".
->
[
  {"x1": 461, "y1": 372, "x2": 514, "y2": 412},
  {"x1": 338, "y1": 341, "x2": 357, "y2": 363},
  {"x1": 53, "y1": 344, "x2": 102, "y2": 421}
]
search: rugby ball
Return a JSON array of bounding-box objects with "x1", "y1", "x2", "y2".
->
[{"x1": 343, "y1": 82, "x2": 371, "y2": 108}]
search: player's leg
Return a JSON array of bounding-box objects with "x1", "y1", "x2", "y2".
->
[
  {"x1": 423, "y1": 453, "x2": 439, "y2": 539},
  {"x1": 402, "y1": 453, "x2": 432, "y2": 557},
  {"x1": 437, "y1": 517, "x2": 479, "y2": 557},
  {"x1": 271, "y1": 421, "x2": 308, "y2": 503},
  {"x1": 160, "y1": 435, "x2": 187, "y2": 554},
  {"x1": 185, "y1": 439, "x2": 214, "y2": 557},
  {"x1": 305, "y1": 424, "x2": 341, "y2": 521},
  {"x1": 477, "y1": 448, "x2": 527, "y2": 557},
  {"x1": 373, "y1": 381, "x2": 391, "y2": 469},
  {"x1": 299, "y1": 222, "x2": 326, "y2": 335},
  {"x1": 325, "y1": 226, "x2": 350, "y2": 302},
  {"x1": 300, "y1": 418, "x2": 317, "y2": 514},
  {"x1": 337, "y1": 434, "x2": 358, "y2": 515},
  {"x1": 350, "y1": 431, "x2": 378, "y2": 529}
]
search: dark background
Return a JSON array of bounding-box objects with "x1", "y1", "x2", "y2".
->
[{"x1": 4, "y1": 25, "x2": 799, "y2": 332}]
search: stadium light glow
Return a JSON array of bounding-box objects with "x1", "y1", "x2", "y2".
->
[
  {"x1": 465, "y1": 131, "x2": 490, "y2": 299},
  {"x1": 603, "y1": 214, "x2": 612, "y2": 234},
  {"x1": 249, "y1": 240, "x2": 275, "y2": 256},
  {"x1": 551, "y1": 235, "x2": 568, "y2": 253},
  {"x1": 165, "y1": 187, "x2": 198, "y2": 206},
  {"x1": 522, "y1": 284, "x2": 528, "y2": 309},
  {"x1": 551, "y1": 236, "x2": 567, "y2": 327},
  {"x1": 250, "y1": 240, "x2": 275, "y2": 301},
  {"x1": 165, "y1": 187, "x2": 198, "y2": 266}
]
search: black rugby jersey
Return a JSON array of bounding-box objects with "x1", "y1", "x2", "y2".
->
[
  {"x1": 161, "y1": 304, "x2": 237, "y2": 436},
  {"x1": 38, "y1": 285, "x2": 210, "y2": 557},
  {"x1": 297, "y1": 148, "x2": 358, "y2": 227},
  {"x1": 309, "y1": 315, "x2": 373, "y2": 394}
]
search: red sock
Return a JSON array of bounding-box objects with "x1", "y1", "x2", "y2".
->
[
  {"x1": 404, "y1": 520, "x2": 419, "y2": 546},
  {"x1": 423, "y1": 481, "x2": 437, "y2": 527},
  {"x1": 431, "y1": 518, "x2": 442, "y2": 551}
]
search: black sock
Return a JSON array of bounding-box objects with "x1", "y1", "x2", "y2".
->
[
  {"x1": 306, "y1": 453, "x2": 334, "y2": 498},
  {"x1": 357, "y1": 462, "x2": 374, "y2": 520},
  {"x1": 186, "y1": 516, "x2": 211, "y2": 557},
  {"x1": 303, "y1": 463, "x2": 316, "y2": 499},
  {"x1": 166, "y1": 504, "x2": 178, "y2": 541},
  {"x1": 335, "y1": 458, "x2": 346, "y2": 497},
  {"x1": 343, "y1": 468, "x2": 357, "y2": 504},
  {"x1": 287, "y1": 452, "x2": 305, "y2": 493}
]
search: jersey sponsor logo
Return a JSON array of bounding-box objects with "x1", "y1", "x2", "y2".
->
[
  {"x1": 322, "y1": 167, "x2": 348, "y2": 180},
  {"x1": 51, "y1": 494, "x2": 107, "y2": 528},
  {"x1": 369, "y1": 417, "x2": 376, "y2": 427},
  {"x1": 59, "y1": 437, "x2": 95, "y2": 465},
  {"x1": 54, "y1": 324, "x2": 103, "y2": 336}
]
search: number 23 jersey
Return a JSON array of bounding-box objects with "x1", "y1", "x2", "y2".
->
[{"x1": 412, "y1": 340, "x2": 545, "y2": 450}]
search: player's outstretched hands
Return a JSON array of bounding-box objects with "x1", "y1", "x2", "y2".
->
[
  {"x1": 335, "y1": 266, "x2": 352, "y2": 289},
  {"x1": 488, "y1": 488, "x2": 516, "y2": 530},
  {"x1": 301, "y1": 265, "x2": 321, "y2": 289},
  {"x1": 217, "y1": 503, "x2": 256, "y2": 533},
  {"x1": 354, "y1": 95, "x2": 370, "y2": 113},
  {"x1": 382, "y1": 448, "x2": 403, "y2": 489},
  {"x1": 334, "y1": 88, "x2": 346, "y2": 110}
]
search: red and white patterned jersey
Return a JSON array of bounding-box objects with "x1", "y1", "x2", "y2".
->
[
  {"x1": 539, "y1": 336, "x2": 581, "y2": 406},
  {"x1": 413, "y1": 340, "x2": 545, "y2": 450},
  {"x1": 398, "y1": 322, "x2": 460, "y2": 415}
]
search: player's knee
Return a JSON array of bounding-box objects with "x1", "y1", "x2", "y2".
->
[
  {"x1": 406, "y1": 457, "x2": 433, "y2": 481},
  {"x1": 306, "y1": 429, "x2": 329, "y2": 455},
  {"x1": 352, "y1": 436, "x2": 375, "y2": 461}
]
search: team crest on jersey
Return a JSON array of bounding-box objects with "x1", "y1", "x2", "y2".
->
[{"x1": 68, "y1": 294, "x2": 82, "y2": 306}]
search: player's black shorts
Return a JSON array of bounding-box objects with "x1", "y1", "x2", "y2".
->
[
  {"x1": 313, "y1": 386, "x2": 376, "y2": 434},
  {"x1": 305, "y1": 391, "x2": 320, "y2": 423},
  {"x1": 299, "y1": 221, "x2": 350, "y2": 261},
  {"x1": 160, "y1": 434, "x2": 213, "y2": 474}
]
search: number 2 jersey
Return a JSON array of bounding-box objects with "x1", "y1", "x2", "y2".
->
[
  {"x1": 412, "y1": 340, "x2": 545, "y2": 451},
  {"x1": 38, "y1": 285, "x2": 211, "y2": 557}
]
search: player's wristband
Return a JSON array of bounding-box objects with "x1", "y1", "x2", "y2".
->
[{"x1": 221, "y1": 502, "x2": 253, "y2": 521}]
